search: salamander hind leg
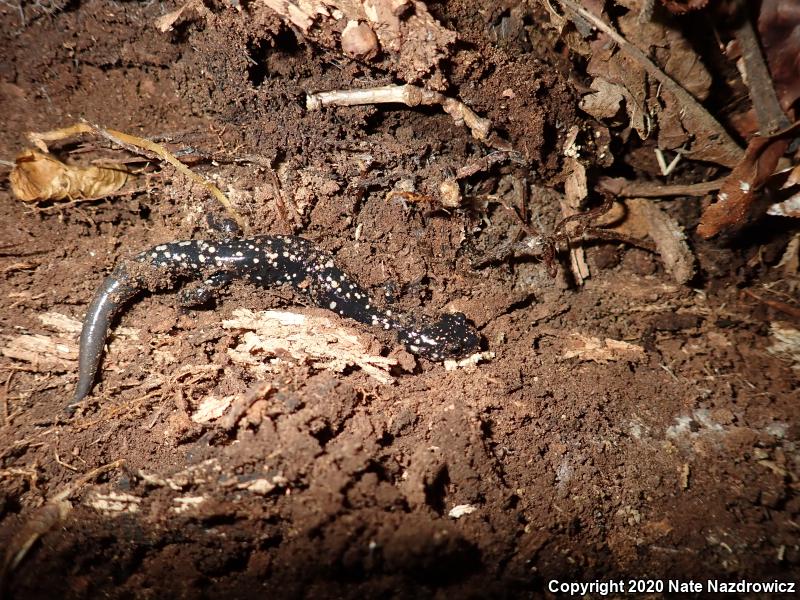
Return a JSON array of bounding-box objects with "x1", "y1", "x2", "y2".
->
[{"x1": 178, "y1": 271, "x2": 236, "y2": 307}]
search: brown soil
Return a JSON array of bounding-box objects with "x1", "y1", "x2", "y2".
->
[{"x1": 0, "y1": 1, "x2": 797, "y2": 598}]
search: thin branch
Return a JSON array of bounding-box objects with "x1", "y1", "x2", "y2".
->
[
  {"x1": 307, "y1": 84, "x2": 506, "y2": 147},
  {"x1": 598, "y1": 177, "x2": 723, "y2": 197},
  {"x1": 732, "y1": 2, "x2": 790, "y2": 135}
]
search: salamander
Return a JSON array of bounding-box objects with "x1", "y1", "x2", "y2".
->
[{"x1": 72, "y1": 235, "x2": 480, "y2": 407}]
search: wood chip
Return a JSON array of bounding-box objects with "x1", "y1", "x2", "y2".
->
[
  {"x1": 562, "y1": 334, "x2": 645, "y2": 363},
  {"x1": 625, "y1": 198, "x2": 696, "y2": 284},
  {"x1": 223, "y1": 308, "x2": 398, "y2": 384}
]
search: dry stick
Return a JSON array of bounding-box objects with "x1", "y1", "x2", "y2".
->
[
  {"x1": 307, "y1": 84, "x2": 494, "y2": 145},
  {"x1": 265, "y1": 166, "x2": 299, "y2": 232},
  {"x1": 556, "y1": 0, "x2": 744, "y2": 167},
  {"x1": 30, "y1": 187, "x2": 150, "y2": 214},
  {"x1": 90, "y1": 124, "x2": 247, "y2": 233},
  {"x1": 742, "y1": 289, "x2": 800, "y2": 319},
  {"x1": 598, "y1": 177, "x2": 723, "y2": 197},
  {"x1": 733, "y1": 3, "x2": 790, "y2": 135},
  {"x1": 1, "y1": 370, "x2": 13, "y2": 424}
]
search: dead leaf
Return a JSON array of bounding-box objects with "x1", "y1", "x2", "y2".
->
[
  {"x1": 26, "y1": 122, "x2": 244, "y2": 230},
  {"x1": 776, "y1": 234, "x2": 800, "y2": 274},
  {"x1": 154, "y1": 0, "x2": 210, "y2": 32},
  {"x1": 580, "y1": 78, "x2": 626, "y2": 121},
  {"x1": 9, "y1": 149, "x2": 130, "y2": 202},
  {"x1": 191, "y1": 395, "x2": 235, "y2": 423},
  {"x1": 260, "y1": 0, "x2": 331, "y2": 31},
  {"x1": 38, "y1": 312, "x2": 82, "y2": 334},
  {"x1": 587, "y1": 42, "x2": 649, "y2": 139},
  {"x1": 758, "y1": 0, "x2": 800, "y2": 111},
  {"x1": 443, "y1": 351, "x2": 494, "y2": 371},
  {"x1": 576, "y1": 3, "x2": 740, "y2": 168},
  {"x1": 562, "y1": 126, "x2": 590, "y2": 284},
  {"x1": 767, "y1": 192, "x2": 800, "y2": 218},
  {"x1": 86, "y1": 492, "x2": 141, "y2": 514},
  {"x1": 697, "y1": 123, "x2": 800, "y2": 238},
  {"x1": 261, "y1": 0, "x2": 456, "y2": 87}
]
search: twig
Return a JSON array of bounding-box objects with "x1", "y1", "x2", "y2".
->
[
  {"x1": 455, "y1": 151, "x2": 523, "y2": 179},
  {"x1": 72, "y1": 389, "x2": 162, "y2": 430},
  {"x1": 438, "y1": 151, "x2": 525, "y2": 208},
  {"x1": 307, "y1": 84, "x2": 495, "y2": 145},
  {"x1": 265, "y1": 166, "x2": 299, "y2": 232},
  {"x1": 1, "y1": 371, "x2": 13, "y2": 425},
  {"x1": 598, "y1": 177, "x2": 723, "y2": 197},
  {"x1": 52, "y1": 459, "x2": 127, "y2": 502},
  {"x1": 53, "y1": 450, "x2": 80, "y2": 472},
  {"x1": 742, "y1": 289, "x2": 800, "y2": 319},
  {"x1": 555, "y1": 0, "x2": 743, "y2": 168},
  {"x1": 732, "y1": 2, "x2": 790, "y2": 135},
  {"x1": 582, "y1": 227, "x2": 656, "y2": 252},
  {"x1": 28, "y1": 187, "x2": 149, "y2": 214},
  {"x1": 654, "y1": 147, "x2": 685, "y2": 176}
]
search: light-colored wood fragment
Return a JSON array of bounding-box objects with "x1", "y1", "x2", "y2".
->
[
  {"x1": 223, "y1": 308, "x2": 398, "y2": 384},
  {"x1": 307, "y1": 84, "x2": 490, "y2": 142},
  {"x1": 562, "y1": 333, "x2": 645, "y2": 363},
  {"x1": 625, "y1": 198, "x2": 696, "y2": 284}
]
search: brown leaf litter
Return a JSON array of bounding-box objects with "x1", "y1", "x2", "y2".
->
[
  {"x1": 698, "y1": 122, "x2": 800, "y2": 238},
  {"x1": 261, "y1": 0, "x2": 456, "y2": 87},
  {"x1": 9, "y1": 150, "x2": 130, "y2": 202}
]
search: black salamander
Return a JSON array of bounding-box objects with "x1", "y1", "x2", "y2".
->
[{"x1": 73, "y1": 235, "x2": 479, "y2": 407}]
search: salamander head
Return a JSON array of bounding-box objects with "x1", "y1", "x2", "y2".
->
[{"x1": 400, "y1": 312, "x2": 479, "y2": 361}]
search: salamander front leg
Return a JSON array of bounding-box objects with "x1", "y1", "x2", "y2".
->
[{"x1": 178, "y1": 271, "x2": 236, "y2": 307}]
